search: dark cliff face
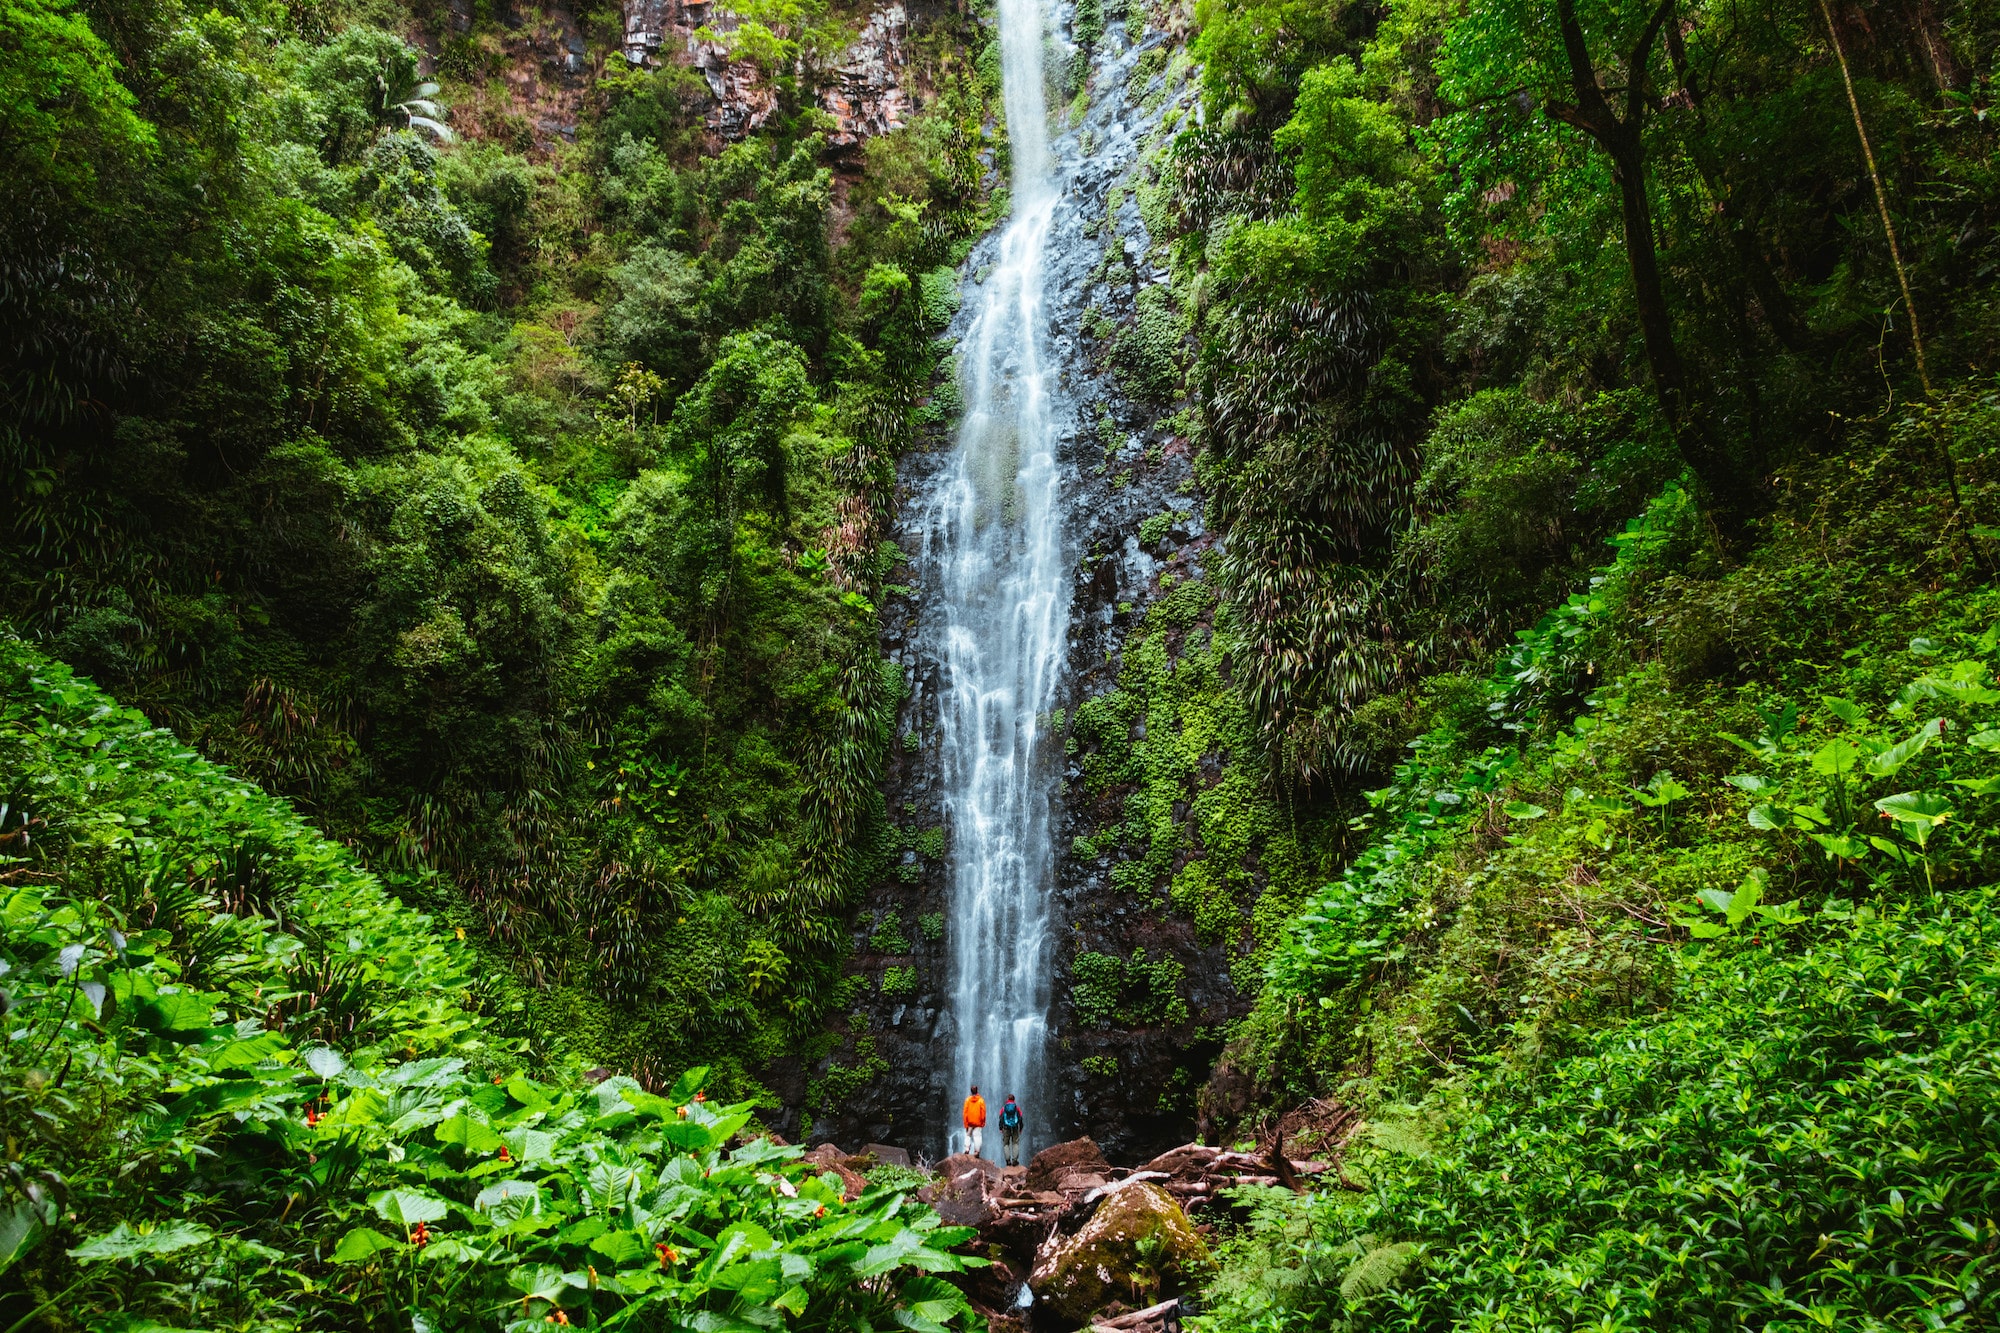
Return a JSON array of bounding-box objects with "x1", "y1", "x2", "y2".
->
[{"x1": 800, "y1": 22, "x2": 1261, "y2": 1167}]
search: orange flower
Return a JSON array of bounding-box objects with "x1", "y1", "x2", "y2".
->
[
  {"x1": 656, "y1": 1242, "x2": 681, "y2": 1267},
  {"x1": 410, "y1": 1221, "x2": 431, "y2": 1249},
  {"x1": 498, "y1": 1145, "x2": 512, "y2": 1163}
]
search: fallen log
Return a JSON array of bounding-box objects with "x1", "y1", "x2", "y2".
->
[
  {"x1": 1081, "y1": 1171, "x2": 1170, "y2": 1204},
  {"x1": 1089, "y1": 1298, "x2": 1184, "y2": 1332}
]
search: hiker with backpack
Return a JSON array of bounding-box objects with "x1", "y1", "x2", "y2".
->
[{"x1": 999, "y1": 1094, "x2": 1023, "y2": 1166}]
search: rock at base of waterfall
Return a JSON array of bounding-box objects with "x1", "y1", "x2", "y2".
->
[
  {"x1": 918, "y1": 1160, "x2": 994, "y2": 1227},
  {"x1": 1027, "y1": 1183, "x2": 1213, "y2": 1322},
  {"x1": 801, "y1": 1144, "x2": 868, "y2": 1200},
  {"x1": 936, "y1": 1152, "x2": 1000, "y2": 1181},
  {"x1": 859, "y1": 1142, "x2": 912, "y2": 1168},
  {"x1": 1024, "y1": 1136, "x2": 1110, "y2": 1191}
]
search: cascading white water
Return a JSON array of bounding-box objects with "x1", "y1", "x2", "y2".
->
[{"x1": 931, "y1": 0, "x2": 1065, "y2": 1160}]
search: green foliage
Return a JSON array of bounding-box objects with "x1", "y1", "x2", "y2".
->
[
  {"x1": 0, "y1": 0, "x2": 1001, "y2": 1095},
  {"x1": 0, "y1": 0, "x2": 155, "y2": 195},
  {"x1": 879, "y1": 965, "x2": 917, "y2": 998},
  {"x1": 917, "y1": 911, "x2": 945, "y2": 942},
  {"x1": 869, "y1": 910, "x2": 911, "y2": 954},
  {"x1": 1070, "y1": 948, "x2": 1191, "y2": 1028},
  {"x1": 803, "y1": 1034, "x2": 889, "y2": 1123},
  {"x1": 1111, "y1": 285, "x2": 1185, "y2": 404},
  {"x1": 0, "y1": 642, "x2": 980, "y2": 1329},
  {"x1": 1069, "y1": 577, "x2": 1337, "y2": 958},
  {"x1": 1205, "y1": 884, "x2": 2000, "y2": 1330},
  {"x1": 1138, "y1": 509, "x2": 1180, "y2": 547}
]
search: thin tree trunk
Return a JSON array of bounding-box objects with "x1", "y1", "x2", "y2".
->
[{"x1": 1547, "y1": 0, "x2": 1746, "y2": 521}]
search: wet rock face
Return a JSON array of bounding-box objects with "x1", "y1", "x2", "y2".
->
[
  {"x1": 1027, "y1": 1183, "x2": 1212, "y2": 1323},
  {"x1": 821, "y1": 4, "x2": 912, "y2": 160},
  {"x1": 615, "y1": 0, "x2": 910, "y2": 145},
  {"x1": 814, "y1": 21, "x2": 1239, "y2": 1164}
]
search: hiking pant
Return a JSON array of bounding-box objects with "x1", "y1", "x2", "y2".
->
[
  {"x1": 1001, "y1": 1128, "x2": 1021, "y2": 1166},
  {"x1": 965, "y1": 1125, "x2": 983, "y2": 1156}
]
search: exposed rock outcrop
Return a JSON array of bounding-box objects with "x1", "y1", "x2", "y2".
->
[
  {"x1": 1028, "y1": 1183, "x2": 1212, "y2": 1323},
  {"x1": 820, "y1": 4, "x2": 912, "y2": 160},
  {"x1": 1026, "y1": 1136, "x2": 1111, "y2": 1191}
]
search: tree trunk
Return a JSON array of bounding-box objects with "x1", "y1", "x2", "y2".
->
[{"x1": 1548, "y1": 0, "x2": 1748, "y2": 525}]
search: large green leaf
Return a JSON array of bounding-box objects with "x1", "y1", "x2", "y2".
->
[
  {"x1": 1864, "y1": 719, "x2": 1942, "y2": 779},
  {"x1": 436, "y1": 1111, "x2": 502, "y2": 1154},
  {"x1": 0, "y1": 1200, "x2": 47, "y2": 1276},
  {"x1": 589, "y1": 1229, "x2": 651, "y2": 1267},
  {"x1": 331, "y1": 1227, "x2": 399, "y2": 1264},
  {"x1": 705, "y1": 1221, "x2": 775, "y2": 1273},
  {"x1": 666, "y1": 1066, "x2": 711, "y2": 1103},
  {"x1": 370, "y1": 1189, "x2": 450, "y2": 1228},
  {"x1": 474, "y1": 1179, "x2": 543, "y2": 1224},
  {"x1": 137, "y1": 992, "x2": 218, "y2": 1034},
  {"x1": 69, "y1": 1220, "x2": 215, "y2": 1262}
]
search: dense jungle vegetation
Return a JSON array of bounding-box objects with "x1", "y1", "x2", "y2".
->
[
  {"x1": 0, "y1": 0, "x2": 996, "y2": 1091},
  {"x1": 1158, "y1": 0, "x2": 2000, "y2": 1325},
  {"x1": 9, "y1": 0, "x2": 2000, "y2": 1317}
]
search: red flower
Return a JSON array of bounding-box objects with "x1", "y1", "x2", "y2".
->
[
  {"x1": 410, "y1": 1221, "x2": 431, "y2": 1249},
  {"x1": 656, "y1": 1242, "x2": 681, "y2": 1268},
  {"x1": 498, "y1": 1145, "x2": 511, "y2": 1163}
]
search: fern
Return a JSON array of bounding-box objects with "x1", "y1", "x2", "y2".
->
[{"x1": 1339, "y1": 1241, "x2": 1418, "y2": 1305}]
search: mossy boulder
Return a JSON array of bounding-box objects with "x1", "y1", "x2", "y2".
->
[{"x1": 1028, "y1": 1182, "x2": 1213, "y2": 1321}]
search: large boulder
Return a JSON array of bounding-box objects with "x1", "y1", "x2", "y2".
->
[
  {"x1": 861, "y1": 1142, "x2": 912, "y2": 1168},
  {"x1": 918, "y1": 1155, "x2": 996, "y2": 1227},
  {"x1": 937, "y1": 1152, "x2": 1000, "y2": 1181},
  {"x1": 1028, "y1": 1183, "x2": 1213, "y2": 1323},
  {"x1": 1024, "y1": 1137, "x2": 1109, "y2": 1191}
]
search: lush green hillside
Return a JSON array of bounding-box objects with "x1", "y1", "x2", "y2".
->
[
  {"x1": 0, "y1": 0, "x2": 994, "y2": 1097},
  {"x1": 1150, "y1": 0, "x2": 2000, "y2": 1322},
  {"x1": 0, "y1": 640, "x2": 978, "y2": 1330}
]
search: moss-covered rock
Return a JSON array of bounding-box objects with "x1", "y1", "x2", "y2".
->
[{"x1": 1028, "y1": 1182, "x2": 1213, "y2": 1321}]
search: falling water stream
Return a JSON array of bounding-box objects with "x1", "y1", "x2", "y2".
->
[{"x1": 931, "y1": 0, "x2": 1065, "y2": 1159}]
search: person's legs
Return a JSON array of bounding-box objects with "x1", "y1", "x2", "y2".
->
[
  {"x1": 1002, "y1": 1130, "x2": 1020, "y2": 1166},
  {"x1": 967, "y1": 1125, "x2": 983, "y2": 1156}
]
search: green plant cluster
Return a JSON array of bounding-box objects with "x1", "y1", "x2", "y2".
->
[
  {"x1": 1068, "y1": 576, "x2": 1337, "y2": 958},
  {"x1": 1258, "y1": 487, "x2": 1691, "y2": 1008},
  {"x1": 1167, "y1": 0, "x2": 1999, "y2": 786},
  {"x1": 868, "y1": 909, "x2": 912, "y2": 954},
  {"x1": 0, "y1": 642, "x2": 978, "y2": 1330},
  {"x1": 1198, "y1": 404, "x2": 2000, "y2": 1320},
  {"x1": 1070, "y1": 948, "x2": 1192, "y2": 1028}
]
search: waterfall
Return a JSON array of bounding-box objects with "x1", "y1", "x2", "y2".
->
[{"x1": 931, "y1": 0, "x2": 1065, "y2": 1161}]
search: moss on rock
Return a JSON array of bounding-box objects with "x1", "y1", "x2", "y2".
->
[{"x1": 1028, "y1": 1182, "x2": 1213, "y2": 1320}]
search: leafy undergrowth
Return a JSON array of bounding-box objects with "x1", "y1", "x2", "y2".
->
[
  {"x1": 1210, "y1": 885, "x2": 2000, "y2": 1329},
  {"x1": 1200, "y1": 450, "x2": 2000, "y2": 1327},
  {"x1": 0, "y1": 641, "x2": 977, "y2": 1331}
]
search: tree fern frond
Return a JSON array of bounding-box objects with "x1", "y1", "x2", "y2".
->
[{"x1": 1338, "y1": 1241, "x2": 1418, "y2": 1305}]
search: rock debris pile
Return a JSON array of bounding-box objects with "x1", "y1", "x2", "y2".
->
[{"x1": 800, "y1": 1136, "x2": 1331, "y2": 1332}]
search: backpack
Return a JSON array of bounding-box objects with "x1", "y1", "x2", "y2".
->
[{"x1": 1000, "y1": 1102, "x2": 1021, "y2": 1131}]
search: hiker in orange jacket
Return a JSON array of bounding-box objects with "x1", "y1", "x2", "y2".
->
[{"x1": 962, "y1": 1085, "x2": 987, "y2": 1156}]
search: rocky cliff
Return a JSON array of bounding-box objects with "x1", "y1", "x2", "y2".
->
[{"x1": 809, "y1": 8, "x2": 1292, "y2": 1166}]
